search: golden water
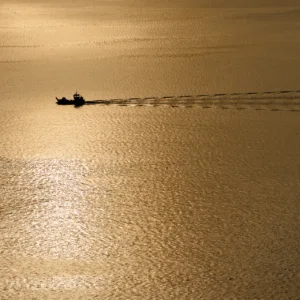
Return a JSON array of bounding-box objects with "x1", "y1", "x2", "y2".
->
[{"x1": 1, "y1": 1, "x2": 300, "y2": 299}]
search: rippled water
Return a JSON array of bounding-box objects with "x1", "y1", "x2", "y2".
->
[
  {"x1": 1, "y1": 1, "x2": 300, "y2": 299},
  {"x1": 1, "y1": 104, "x2": 300, "y2": 299}
]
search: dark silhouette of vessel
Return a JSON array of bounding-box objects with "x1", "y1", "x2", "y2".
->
[{"x1": 56, "y1": 92, "x2": 85, "y2": 106}]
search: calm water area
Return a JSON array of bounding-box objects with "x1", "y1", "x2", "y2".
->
[{"x1": 1, "y1": 1, "x2": 300, "y2": 299}]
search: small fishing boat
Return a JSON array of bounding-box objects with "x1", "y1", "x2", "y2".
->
[{"x1": 56, "y1": 92, "x2": 85, "y2": 106}]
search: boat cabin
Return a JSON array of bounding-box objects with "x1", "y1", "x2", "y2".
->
[{"x1": 73, "y1": 92, "x2": 84, "y2": 101}]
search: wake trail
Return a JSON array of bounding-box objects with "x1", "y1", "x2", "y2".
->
[{"x1": 83, "y1": 90, "x2": 300, "y2": 111}]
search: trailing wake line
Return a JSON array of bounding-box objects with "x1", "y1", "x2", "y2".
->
[{"x1": 89, "y1": 89, "x2": 300, "y2": 103}]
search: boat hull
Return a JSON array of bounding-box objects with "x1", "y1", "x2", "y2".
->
[{"x1": 56, "y1": 97, "x2": 85, "y2": 106}]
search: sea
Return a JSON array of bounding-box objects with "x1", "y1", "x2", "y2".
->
[{"x1": 0, "y1": 1, "x2": 300, "y2": 299}]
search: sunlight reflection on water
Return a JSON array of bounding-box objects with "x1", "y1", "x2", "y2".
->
[{"x1": 19, "y1": 159, "x2": 95, "y2": 260}]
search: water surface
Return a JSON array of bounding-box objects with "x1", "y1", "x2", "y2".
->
[{"x1": 1, "y1": 1, "x2": 300, "y2": 299}]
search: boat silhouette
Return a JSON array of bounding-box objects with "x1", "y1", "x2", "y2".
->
[{"x1": 56, "y1": 92, "x2": 85, "y2": 106}]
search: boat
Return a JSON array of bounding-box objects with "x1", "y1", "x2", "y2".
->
[{"x1": 56, "y1": 92, "x2": 85, "y2": 106}]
